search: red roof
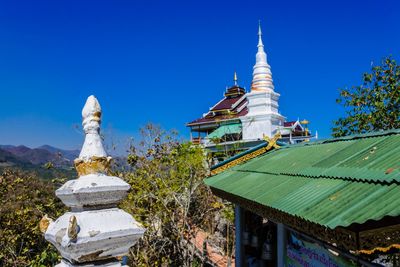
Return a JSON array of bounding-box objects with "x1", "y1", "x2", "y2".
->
[
  {"x1": 283, "y1": 121, "x2": 305, "y2": 133},
  {"x1": 284, "y1": 121, "x2": 297, "y2": 127},
  {"x1": 187, "y1": 83, "x2": 249, "y2": 126},
  {"x1": 188, "y1": 93, "x2": 248, "y2": 126},
  {"x1": 188, "y1": 107, "x2": 248, "y2": 125},
  {"x1": 211, "y1": 95, "x2": 243, "y2": 111}
]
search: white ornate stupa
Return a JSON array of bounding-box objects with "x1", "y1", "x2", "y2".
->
[
  {"x1": 43, "y1": 95, "x2": 145, "y2": 266},
  {"x1": 241, "y1": 23, "x2": 285, "y2": 140}
]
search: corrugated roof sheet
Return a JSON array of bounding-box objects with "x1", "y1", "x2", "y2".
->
[
  {"x1": 205, "y1": 129, "x2": 400, "y2": 229},
  {"x1": 207, "y1": 123, "x2": 242, "y2": 139}
]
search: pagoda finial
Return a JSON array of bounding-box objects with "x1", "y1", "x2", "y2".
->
[
  {"x1": 258, "y1": 20, "x2": 263, "y2": 46},
  {"x1": 234, "y1": 71, "x2": 238, "y2": 86},
  {"x1": 74, "y1": 95, "x2": 111, "y2": 176},
  {"x1": 251, "y1": 21, "x2": 274, "y2": 92},
  {"x1": 80, "y1": 95, "x2": 106, "y2": 158}
]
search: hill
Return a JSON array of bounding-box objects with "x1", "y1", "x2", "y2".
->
[
  {"x1": 0, "y1": 145, "x2": 79, "y2": 180},
  {"x1": 0, "y1": 148, "x2": 31, "y2": 167},
  {"x1": 37, "y1": 145, "x2": 80, "y2": 161},
  {"x1": 0, "y1": 145, "x2": 79, "y2": 166}
]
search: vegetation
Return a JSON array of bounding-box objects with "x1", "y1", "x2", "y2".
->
[
  {"x1": 119, "y1": 124, "x2": 225, "y2": 266},
  {"x1": 333, "y1": 56, "x2": 400, "y2": 137},
  {"x1": 0, "y1": 169, "x2": 65, "y2": 266},
  {"x1": 0, "y1": 160, "x2": 76, "y2": 181},
  {"x1": 0, "y1": 124, "x2": 234, "y2": 266}
]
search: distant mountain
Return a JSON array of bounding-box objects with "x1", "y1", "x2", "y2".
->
[
  {"x1": 1, "y1": 145, "x2": 31, "y2": 156},
  {"x1": 0, "y1": 145, "x2": 79, "y2": 166},
  {"x1": 0, "y1": 144, "x2": 79, "y2": 180},
  {"x1": 0, "y1": 148, "x2": 31, "y2": 167},
  {"x1": 37, "y1": 145, "x2": 80, "y2": 162}
]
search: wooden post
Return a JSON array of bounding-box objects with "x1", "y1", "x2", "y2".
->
[
  {"x1": 235, "y1": 205, "x2": 244, "y2": 267},
  {"x1": 277, "y1": 223, "x2": 286, "y2": 267}
]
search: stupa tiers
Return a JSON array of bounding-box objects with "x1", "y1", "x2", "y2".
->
[
  {"x1": 241, "y1": 24, "x2": 285, "y2": 141},
  {"x1": 43, "y1": 96, "x2": 145, "y2": 266},
  {"x1": 187, "y1": 23, "x2": 315, "y2": 160}
]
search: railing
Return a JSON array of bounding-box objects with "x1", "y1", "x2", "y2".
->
[{"x1": 191, "y1": 137, "x2": 203, "y2": 145}]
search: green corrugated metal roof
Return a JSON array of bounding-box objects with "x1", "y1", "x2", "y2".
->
[
  {"x1": 211, "y1": 139, "x2": 287, "y2": 170},
  {"x1": 205, "y1": 130, "x2": 400, "y2": 229},
  {"x1": 207, "y1": 123, "x2": 242, "y2": 139}
]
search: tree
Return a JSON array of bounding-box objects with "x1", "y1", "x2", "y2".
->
[
  {"x1": 119, "y1": 124, "x2": 219, "y2": 266},
  {"x1": 332, "y1": 56, "x2": 400, "y2": 137},
  {"x1": 0, "y1": 169, "x2": 66, "y2": 266}
]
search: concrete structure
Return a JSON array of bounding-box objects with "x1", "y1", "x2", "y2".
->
[
  {"x1": 43, "y1": 95, "x2": 145, "y2": 266},
  {"x1": 241, "y1": 23, "x2": 285, "y2": 141}
]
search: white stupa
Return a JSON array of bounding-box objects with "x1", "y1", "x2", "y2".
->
[
  {"x1": 241, "y1": 23, "x2": 285, "y2": 140},
  {"x1": 44, "y1": 95, "x2": 145, "y2": 266}
]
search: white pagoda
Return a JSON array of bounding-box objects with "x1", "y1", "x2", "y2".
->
[
  {"x1": 43, "y1": 95, "x2": 145, "y2": 266},
  {"x1": 241, "y1": 23, "x2": 285, "y2": 140},
  {"x1": 187, "y1": 23, "x2": 315, "y2": 162}
]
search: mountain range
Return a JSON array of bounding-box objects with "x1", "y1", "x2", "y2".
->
[
  {"x1": 0, "y1": 144, "x2": 80, "y2": 167},
  {"x1": 0, "y1": 144, "x2": 132, "y2": 180}
]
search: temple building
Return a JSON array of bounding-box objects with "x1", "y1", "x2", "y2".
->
[{"x1": 187, "y1": 24, "x2": 315, "y2": 161}]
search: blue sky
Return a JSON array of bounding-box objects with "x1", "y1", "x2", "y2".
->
[{"x1": 0, "y1": 0, "x2": 399, "y2": 150}]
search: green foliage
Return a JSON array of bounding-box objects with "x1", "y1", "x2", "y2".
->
[
  {"x1": 43, "y1": 162, "x2": 54, "y2": 170},
  {"x1": 333, "y1": 56, "x2": 400, "y2": 137},
  {"x1": 119, "y1": 124, "x2": 218, "y2": 266},
  {"x1": 0, "y1": 164, "x2": 76, "y2": 182},
  {"x1": 0, "y1": 169, "x2": 65, "y2": 266},
  {"x1": 221, "y1": 203, "x2": 234, "y2": 224}
]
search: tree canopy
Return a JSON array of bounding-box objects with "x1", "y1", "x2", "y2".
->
[{"x1": 332, "y1": 56, "x2": 400, "y2": 137}]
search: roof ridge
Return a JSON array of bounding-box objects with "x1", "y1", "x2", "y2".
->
[
  {"x1": 210, "y1": 129, "x2": 400, "y2": 177},
  {"x1": 233, "y1": 169, "x2": 400, "y2": 186},
  {"x1": 210, "y1": 132, "x2": 286, "y2": 174},
  {"x1": 269, "y1": 129, "x2": 400, "y2": 149},
  {"x1": 322, "y1": 129, "x2": 400, "y2": 143}
]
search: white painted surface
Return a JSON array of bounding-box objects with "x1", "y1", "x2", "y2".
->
[
  {"x1": 250, "y1": 24, "x2": 274, "y2": 93},
  {"x1": 56, "y1": 174, "x2": 130, "y2": 208},
  {"x1": 45, "y1": 95, "x2": 145, "y2": 266},
  {"x1": 46, "y1": 208, "x2": 145, "y2": 263},
  {"x1": 79, "y1": 95, "x2": 107, "y2": 161},
  {"x1": 242, "y1": 92, "x2": 284, "y2": 140},
  {"x1": 242, "y1": 25, "x2": 285, "y2": 140}
]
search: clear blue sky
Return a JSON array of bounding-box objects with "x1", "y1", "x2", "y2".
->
[{"x1": 0, "y1": 0, "x2": 399, "y2": 150}]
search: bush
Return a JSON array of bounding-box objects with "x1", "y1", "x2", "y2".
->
[
  {"x1": 118, "y1": 124, "x2": 219, "y2": 266},
  {"x1": 0, "y1": 169, "x2": 65, "y2": 266}
]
